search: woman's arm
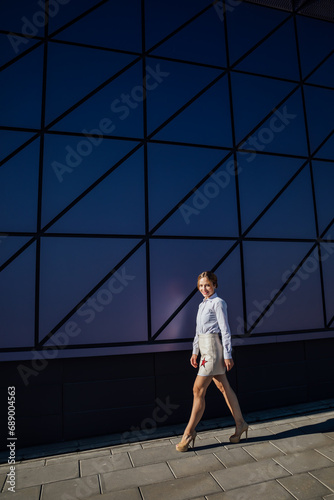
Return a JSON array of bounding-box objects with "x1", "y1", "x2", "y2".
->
[{"x1": 214, "y1": 299, "x2": 233, "y2": 360}]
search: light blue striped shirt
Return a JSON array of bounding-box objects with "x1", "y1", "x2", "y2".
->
[{"x1": 192, "y1": 293, "x2": 232, "y2": 359}]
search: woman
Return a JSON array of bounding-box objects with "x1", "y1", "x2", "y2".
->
[{"x1": 176, "y1": 271, "x2": 248, "y2": 452}]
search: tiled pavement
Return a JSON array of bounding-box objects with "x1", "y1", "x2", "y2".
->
[{"x1": 1, "y1": 400, "x2": 334, "y2": 500}]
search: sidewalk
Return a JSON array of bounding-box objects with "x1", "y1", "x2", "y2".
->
[{"x1": 1, "y1": 399, "x2": 334, "y2": 500}]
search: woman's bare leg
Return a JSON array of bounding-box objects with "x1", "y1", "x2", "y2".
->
[
  {"x1": 213, "y1": 373, "x2": 246, "y2": 429},
  {"x1": 182, "y1": 375, "x2": 213, "y2": 437}
]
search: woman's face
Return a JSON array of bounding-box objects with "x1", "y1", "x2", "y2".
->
[{"x1": 198, "y1": 277, "x2": 215, "y2": 299}]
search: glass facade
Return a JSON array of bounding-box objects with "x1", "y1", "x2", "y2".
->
[{"x1": 0, "y1": 0, "x2": 333, "y2": 361}]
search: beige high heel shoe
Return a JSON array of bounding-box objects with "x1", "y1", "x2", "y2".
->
[
  {"x1": 229, "y1": 422, "x2": 249, "y2": 444},
  {"x1": 176, "y1": 431, "x2": 197, "y2": 452}
]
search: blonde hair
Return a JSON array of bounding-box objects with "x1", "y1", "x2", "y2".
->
[{"x1": 197, "y1": 271, "x2": 218, "y2": 289}]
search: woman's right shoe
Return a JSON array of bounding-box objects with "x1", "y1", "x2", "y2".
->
[
  {"x1": 176, "y1": 431, "x2": 197, "y2": 452},
  {"x1": 229, "y1": 422, "x2": 249, "y2": 444}
]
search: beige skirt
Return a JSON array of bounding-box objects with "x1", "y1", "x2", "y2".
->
[{"x1": 198, "y1": 333, "x2": 226, "y2": 377}]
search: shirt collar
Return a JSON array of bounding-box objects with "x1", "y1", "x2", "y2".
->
[{"x1": 202, "y1": 292, "x2": 217, "y2": 302}]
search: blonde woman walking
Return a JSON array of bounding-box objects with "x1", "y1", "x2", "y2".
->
[{"x1": 176, "y1": 271, "x2": 248, "y2": 452}]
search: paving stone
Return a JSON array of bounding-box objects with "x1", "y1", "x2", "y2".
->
[
  {"x1": 206, "y1": 479, "x2": 294, "y2": 500},
  {"x1": 142, "y1": 439, "x2": 173, "y2": 448},
  {"x1": 15, "y1": 459, "x2": 46, "y2": 470},
  {"x1": 214, "y1": 447, "x2": 256, "y2": 468},
  {"x1": 80, "y1": 452, "x2": 132, "y2": 476},
  {"x1": 111, "y1": 444, "x2": 142, "y2": 454},
  {"x1": 168, "y1": 453, "x2": 224, "y2": 477},
  {"x1": 46, "y1": 449, "x2": 111, "y2": 464},
  {"x1": 281, "y1": 416, "x2": 313, "y2": 424},
  {"x1": 16, "y1": 461, "x2": 79, "y2": 489},
  {"x1": 244, "y1": 441, "x2": 286, "y2": 460},
  {"x1": 129, "y1": 444, "x2": 196, "y2": 466},
  {"x1": 193, "y1": 437, "x2": 223, "y2": 455},
  {"x1": 101, "y1": 462, "x2": 174, "y2": 493},
  {"x1": 292, "y1": 419, "x2": 334, "y2": 435},
  {"x1": 315, "y1": 444, "x2": 334, "y2": 463},
  {"x1": 274, "y1": 449, "x2": 334, "y2": 474},
  {"x1": 211, "y1": 458, "x2": 290, "y2": 490},
  {"x1": 278, "y1": 472, "x2": 332, "y2": 499},
  {"x1": 272, "y1": 433, "x2": 334, "y2": 454},
  {"x1": 41, "y1": 474, "x2": 100, "y2": 500},
  {"x1": 0, "y1": 463, "x2": 10, "y2": 473},
  {"x1": 197, "y1": 429, "x2": 232, "y2": 441},
  {"x1": 80, "y1": 487, "x2": 142, "y2": 500},
  {"x1": 140, "y1": 472, "x2": 222, "y2": 500},
  {"x1": 0, "y1": 472, "x2": 6, "y2": 490},
  {"x1": 311, "y1": 466, "x2": 334, "y2": 490},
  {"x1": 267, "y1": 423, "x2": 301, "y2": 436},
  {"x1": 0, "y1": 485, "x2": 41, "y2": 499}
]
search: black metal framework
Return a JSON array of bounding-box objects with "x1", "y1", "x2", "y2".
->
[{"x1": 0, "y1": 0, "x2": 333, "y2": 359}]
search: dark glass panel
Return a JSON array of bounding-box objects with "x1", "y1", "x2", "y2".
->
[
  {"x1": 251, "y1": 246, "x2": 324, "y2": 334},
  {"x1": 231, "y1": 72, "x2": 295, "y2": 145},
  {"x1": 238, "y1": 153, "x2": 304, "y2": 233},
  {"x1": 156, "y1": 156, "x2": 238, "y2": 237},
  {"x1": 146, "y1": 58, "x2": 222, "y2": 135},
  {"x1": 226, "y1": 1, "x2": 288, "y2": 65},
  {"x1": 48, "y1": 0, "x2": 101, "y2": 34},
  {"x1": 39, "y1": 236, "x2": 141, "y2": 340},
  {"x1": 155, "y1": 75, "x2": 232, "y2": 148},
  {"x1": 148, "y1": 143, "x2": 225, "y2": 230},
  {"x1": 0, "y1": 46, "x2": 43, "y2": 128},
  {"x1": 236, "y1": 18, "x2": 299, "y2": 80},
  {"x1": 0, "y1": 130, "x2": 36, "y2": 163},
  {"x1": 42, "y1": 134, "x2": 140, "y2": 228},
  {"x1": 312, "y1": 160, "x2": 334, "y2": 235},
  {"x1": 48, "y1": 148, "x2": 145, "y2": 235},
  {"x1": 296, "y1": 15, "x2": 334, "y2": 78},
  {"x1": 49, "y1": 60, "x2": 144, "y2": 138},
  {"x1": 0, "y1": 236, "x2": 32, "y2": 267},
  {"x1": 304, "y1": 85, "x2": 334, "y2": 154},
  {"x1": 45, "y1": 42, "x2": 136, "y2": 125},
  {"x1": 145, "y1": 0, "x2": 212, "y2": 51},
  {"x1": 0, "y1": 243, "x2": 35, "y2": 348},
  {"x1": 54, "y1": 0, "x2": 141, "y2": 52},
  {"x1": 150, "y1": 238, "x2": 235, "y2": 335},
  {"x1": 248, "y1": 166, "x2": 317, "y2": 238},
  {"x1": 320, "y1": 243, "x2": 334, "y2": 325},
  {"x1": 307, "y1": 53, "x2": 334, "y2": 88},
  {"x1": 151, "y1": 5, "x2": 226, "y2": 67},
  {"x1": 0, "y1": 140, "x2": 39, "y2": 232},
  {"x1": 45, "y1": 244, "x2": 147, "y2": 346},
  {"x1": 243, "y1": 241, "x2": 315, "y2": 332}
]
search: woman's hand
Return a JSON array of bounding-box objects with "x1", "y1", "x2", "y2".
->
[
  {"x1": 190, "y1": 354, "x2": 198, "y2": 368},
  {"x1": 224, "y1": 358, "x2": 234, "y2": 371}
]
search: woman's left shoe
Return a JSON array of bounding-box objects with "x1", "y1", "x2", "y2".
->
[
  {"x1": 229, "y1": 421, "x2": 249, "y2": 444},
  {"x1": 176, "y1": 431, "x2": 197, "y2": 452}
]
